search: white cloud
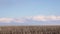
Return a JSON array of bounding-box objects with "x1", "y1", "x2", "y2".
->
[
  {"x1": 13, "y1": 19, "x2": 27, "y2": 23},
  {"x1": 0, "y1": 18, "x2": 27, "y2": 23},
  {"x1": 0, "y1": 15, "x2": 60, "y2": 23},
  {"x1": 0, "y1": 18, "x2": 13, "y2": 23},
  {"x1": 26, "y1": 15, "x2": 60, "y2": 21}
]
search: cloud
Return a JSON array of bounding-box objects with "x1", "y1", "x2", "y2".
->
[
  {"x1": 0, "y1": 18, "x2": 13, "y2": 23},
  {"x1": 26, "y1": 15, "x2": 60, "y2": 21},
  {"x1": 13, "y1": 18, "x2": 27, "y2": 23},
  {"x1": 0, "y1": 15, "x2": 60, "y2": 23},
  {"x1": 0, "y1": 18, "x2": 27, "y2": 23}
]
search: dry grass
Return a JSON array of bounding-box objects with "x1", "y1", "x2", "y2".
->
[{"x1": 0, "y1": 26, "x2": 60, "y2": 34}]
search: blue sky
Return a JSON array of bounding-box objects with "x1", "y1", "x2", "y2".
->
[
  {"x1": 0, "y1": 0, "x2": 60, "y2": 25},
  {"x1": 0, "y1": 0, "x2": 60, "y2": 18}
]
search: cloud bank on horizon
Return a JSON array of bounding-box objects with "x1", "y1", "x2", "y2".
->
[
  {"x1": 0, "y1": 18, "x2": 26, "y2": 23},
  {"x1": 0, "y1": 15, "x2": 60, "y2": 23}
]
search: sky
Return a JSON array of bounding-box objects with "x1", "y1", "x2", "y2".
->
[
  {"x1": 0, "y1": 0, "x2": 60, "y2": 18},
  {"x1": 0, "y1": 0, "x2": 60, "y2": 25}
]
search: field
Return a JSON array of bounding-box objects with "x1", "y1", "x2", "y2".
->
[{"x1": 0, "y1": 26, "x2": 60, "y2": 34}]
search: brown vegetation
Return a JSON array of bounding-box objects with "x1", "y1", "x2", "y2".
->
[{"x1": 0, "y1": 26, "x2": 60, "y2": 34}]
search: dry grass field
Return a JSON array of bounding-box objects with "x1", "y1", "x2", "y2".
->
[{"x1": 0, "y1": 26, "x2": 60, "y2": 34}]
